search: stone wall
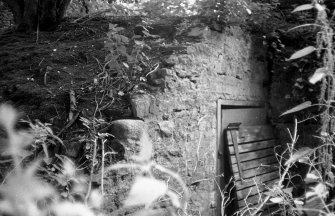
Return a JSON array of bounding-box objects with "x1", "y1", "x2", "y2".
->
[{"x1": 129, "y1": 26, "x2": 268, "y2": 215}]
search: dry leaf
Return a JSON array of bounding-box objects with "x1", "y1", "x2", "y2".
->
[
  {"x1": 315, "y1": 3, "x2": 326, "y2": 11},
  {"x1": 0, "y1": 164, "x2": 55, "y2": 216},
  {"x1": 62, "y1": 159, "x2": 76, "y2": 177},
  {"x1": 292, "y1": 4, "x2": 314, "y2": 13},
  {"x1": 285, "y1": 147, "x2": 313, "y2": 166},
  {"x1": 287, "y1": 46, "x2": 315, "y2": 61},
  {"x1": 280, "y1": 101, "x2": 312, "y2": 117},
  {"x1": 305, "y1": 171, "x2": 321, "y2": 183},
  {"x1": 283, "y1": 187, "x2": 293, "y2": 196},
  {"x1": 309, "y1": 67, "x2": 327, "y2": 84},
  {"x1": 306, "y1": 183, "x2": 328, "y2": 199},
  {"x1": 270, "y1": 197, "x2": 284, "y2": 204},
  {"x1": 294, "y1": 199, "x2": 304, "y2": 205}
]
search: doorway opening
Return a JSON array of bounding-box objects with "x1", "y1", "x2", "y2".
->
[{"x1": 216, "y1": 99, "x2": 277, "y2": 216}]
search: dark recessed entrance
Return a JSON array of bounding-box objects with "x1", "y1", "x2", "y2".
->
[{"x1": 216, "y1": 99, "x2": 278, "y2": 216}]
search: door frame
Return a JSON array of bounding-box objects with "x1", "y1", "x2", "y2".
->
[{"x1": 216, "y1": 99, "x2": 266, "y2": 216}]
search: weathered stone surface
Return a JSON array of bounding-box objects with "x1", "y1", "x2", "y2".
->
[
  {"x1": 147, "y1": 68, "x2": 167, "y2": 87},
  {"x1": 108, "y1": 119, "x2": 151, "y2": 160},
  {"x1": 98, "y1": 23, "x2": 268, "y2": 215},
  {"x1": 130, "y1": 94, "x2": 151, "y2": 118},
  {"x1": 187, "y1": 26, "x2": 209, "y2": 38},
  {"x1": 139, "y1": 26, "x2": 268, "y2": 215},
  {"x1": 158, "y1": 120, "x2": 175, "y2": 137},
  {"x1": 167, "y1": 149, "x2": 182, "y2": 157},
  {"x1": 109, "y1": 119, "x2": 146, "y2": 141}
]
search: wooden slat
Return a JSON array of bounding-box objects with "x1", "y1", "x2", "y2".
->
[
  {"x1": 260, "y1": 205, "x2": 281, "y2": 216},
  {"x1": 235, "y1": 171, "x2": 279, "y2": 190},
  {"x1": 224, "y1": 124, "x2": 279, "y2": 214},
  {"x1": 238, "y1": 193, "x2": 267, "y2": 207},
  {"x1": 238, "y1": 125, "x2": 275, "y2": 143},
  {"x1": 227, "y1": 125, "x2": 274, "y2": 144},
  {"x1": 237, "y1": 202, "x2": 279, "y2": 215},
  {"x1": 234, "y1": 164, "x2": 278, "y2": 181},
  {"x1": 236, "y1": 179, "x2": 277, "y2": 200},
  {"x1": 229, "y1": 140, "x2": 276, "y2": 153},
  {"x1": 221, "y1": 106, "x2": 267, "y2": 129},
  {"x1": 232, "y1": 156, "x2": 277, "y2": 172},
  {"x1": 231, "y1": 148, "x2": 274, "y2": 164}
]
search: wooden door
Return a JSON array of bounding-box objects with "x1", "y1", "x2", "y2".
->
[
  {"x1": 226, "y1": 125, "x2": 279, "y2": 214},
  {"x1": 217, "y1": 100, "x2": 279, "y2": 216}
]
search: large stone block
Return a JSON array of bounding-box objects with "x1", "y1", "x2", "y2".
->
[
  {"x1": 108, "y1": 119, "x2": 150, "y2": 160},
  {"x1": 109, "y1": 119, "x2": 146, "y2": 141},
  {"x1": 130, "y1": 94, "x2": 152, "y2": 118}
]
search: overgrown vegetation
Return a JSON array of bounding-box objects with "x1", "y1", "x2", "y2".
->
[
  {"x1": 2, "y1": 0, "x2": 335, "y2": 216},
  {"x1": 0, "y1": 103, "x2": 187, "y2": 216},
  {"x1": 233, "y1": 1, "x2": 335, "y2": 215},
  {"x1": 0, "y1": 3, "x2": 190, "y2": 214}
]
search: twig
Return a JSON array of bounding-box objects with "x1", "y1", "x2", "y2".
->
[
  {"x1": 36, "y1": 20, "x2": 39, "y2": 44},
  {"x1": 85, "y1": 137, "x2": 98, "y2": 204},
  {"x1": 189, "y1": 178, "x2": 210, "y2": 186},
  {"x1": 101, "y1": 138, "x2": 106, "y2": 195},
  {"x1": 247, "y1": 119, "x2": 299, "y2": 216},
  {"x1": 69, "y1": 90, "x2": 77, "y2": 121},
  {"x1": 44, "y1": 66, "x2": 52, "y2": 85},
  {"x1": 105, "y1": 162, "x2": 143, "y2": 172},
  {"x1": 93, "y1": 57, "x2": 103, "y2": 70},
  {"x1": 57, "y1": 112, "x2": 79, "y2": 137},
  {"x1": 215, "y1": 176, "x2": 235, "y2": 216},
  {"x1": 44, "y1": 71, "x2": 49, "y2": 85},
  {"x1": 72, "y1": 8, "x2": 114, "y2": 24},
  {"x1": 1, "y1": 157, "x2": 24, "y2": 184},
  {"x1": 38, "y1": 57, "x2": 45, "y2": 66},
  {"x1": 154, "y1": 164, "x2": 189, "y2": 212},
  {"x1": 249, "y1": 196, "x2": 270, "y2": 216},
  {"x1": 145, "y1": 63, "x2": 160, "y2": 77},
  {"x1": 287, "y1": 23, "x2": 323, "y2": 32}
]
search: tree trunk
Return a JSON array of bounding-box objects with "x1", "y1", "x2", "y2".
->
[{"x1": 1, "y1": 0, "x2": 71, "y2": 31}]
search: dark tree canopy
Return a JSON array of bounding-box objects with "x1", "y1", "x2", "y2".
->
[{"x1": 2, "y1": 0, "x2": 71, "y2": 31}]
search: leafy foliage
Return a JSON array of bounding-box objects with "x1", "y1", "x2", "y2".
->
[
  {"x1": 107, "y1": 161, "x2": 189, "y2": 214},
  {"x1": 0, "y1": 105, "x2": 102, "y2": 216},
  {"x1": 280, "y1": 101, "x2": 312, "y2": 116},
  {"x1": 0, "y1": 104, "x2": 187, "y2": 215},
  {"x1": 261, "y1": 1, "x2": 335, "y2": 215},
  {"x1": 124, "y1": 176, "x2": 168, "y2": 207},
  {"x1": 65, "y1": 0, "x2": 281, "y2": 33},
  {"x1": 287, "y1": 46, "x2": 316, "y2": 61},
  {"x1": 292, "y1": 4, "x2": 314, "y2": 13}
]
